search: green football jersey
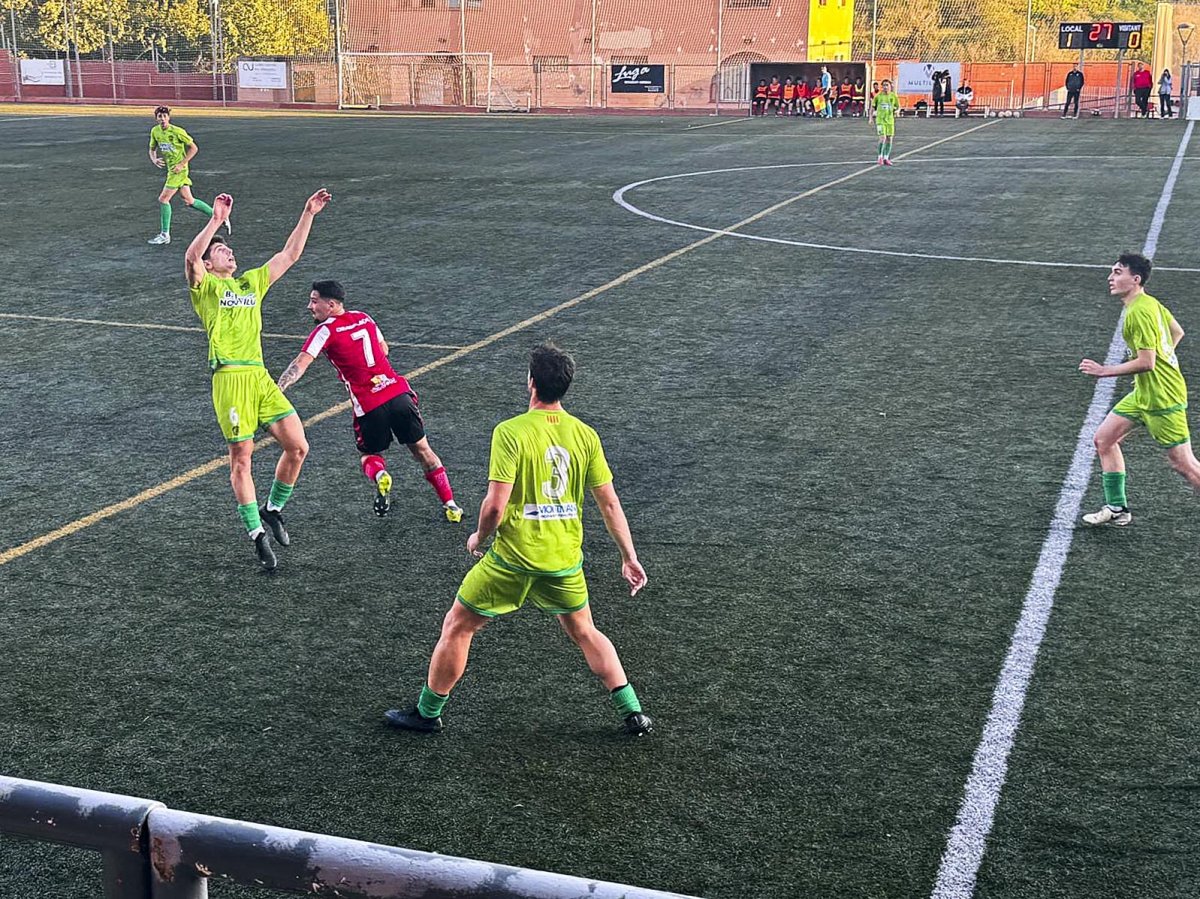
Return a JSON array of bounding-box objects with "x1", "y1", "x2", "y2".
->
[
  {"x1": 1123, "y1": 292, "x2": 1187, "y2": 411},
  {"x1": 488, "y1": 408, "x2": 614, "y2": 575},
  {"x1": 189, "y1": 263, "x2": 271, "y2": 371},
  {"x1": 873, "y1": 91, "x2": 899, "y2": 125},
  {"x1": 149, "y1": 123, "x2": 193, "y2": 168}
]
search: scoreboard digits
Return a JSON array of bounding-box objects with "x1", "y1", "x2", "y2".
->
[{"x1": 1059, "y1": 22, "x2": 1143, "y2": 50}]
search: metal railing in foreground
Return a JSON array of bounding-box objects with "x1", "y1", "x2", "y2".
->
[{"x1": 0, "y1": 775, "x2": 701, "y2": 899}]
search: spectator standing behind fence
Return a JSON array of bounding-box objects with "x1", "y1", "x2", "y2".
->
[
  {"x1": 1132, "y1": 62, "x2": 1153, "y2": 117},
  {"x1": 1063, "y1": 66, "x2": 1084, "y2": 118},
  {"x1": 932, "y1": 70, "x2": 948, "y2": 116},
  {"x1": 1159, "y1": 70, "x2": 1174, "y2": 118}
]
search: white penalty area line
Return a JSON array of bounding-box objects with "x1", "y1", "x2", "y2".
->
[
  {"x1": 0, "y1": 313, "x2": 463, "y2": 351},
  {"x1": 931, "y1": 118, "x2": 1195, "y2": 899},
  {"x1": 0, "y1": 119, "x2": 997, "y2": 569}
]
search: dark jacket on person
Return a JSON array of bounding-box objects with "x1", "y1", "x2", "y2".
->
[{"x1": 1065, "y1": 69, "x2": 1084, "y2": 91}]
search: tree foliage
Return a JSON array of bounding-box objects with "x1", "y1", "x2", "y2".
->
[
  {"x1": 857, "y1": 0, "x2": 1156, "y2": 60},
  {"x1": 19, "y1": 0, "x2": 330, "y2": 60}
]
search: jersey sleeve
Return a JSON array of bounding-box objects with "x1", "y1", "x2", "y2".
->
[
  {"x1": 149, "y1": 129, "x2": 157, "y2": 150},
  {"x1": 176, "y1": 127, "x2": 194, "y2": 145},
  {"x1": 301, "y1": 324, "x2": 332, "y2": 358},
  {"x1": 488, "y1": 424, "x2": 520, "y2": 484},
  {"x1": 188, "y1": 273, "x2": 216, "y2": 321},
  {"x1": 245, "y1": 263, "x2": 272, "y2": 302},
  {"x1": 584, "y1": 429, "x2": 614, "y2": 489},
  {"x1": 1124, "y1": 304, "x2": 1160, "y2": 352}
]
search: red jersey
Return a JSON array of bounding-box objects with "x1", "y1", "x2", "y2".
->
[
  {"x1": 1133, "y1": 69, "x2": 1153, "y2": 90},
  {"x1": 766, "y1": 81, "x2": 783, "y2": 99},
  {"x1": 301, "y1": 310, "x2": 411, "y2": 416}
]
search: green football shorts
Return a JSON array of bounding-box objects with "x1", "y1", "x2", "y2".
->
[
  {"x1": 876, "y1": 121, "x2": 895, "y2": 137},
  {"x1": 211, "y1": 367, "x2": 295, "y2": 443},
  {"x1": 165, "y1": 167, "x2": 193, "y2": 189},
  {"x1": 457, "y1": 550, "x2": 589, "y2": 618},
  {"x1": 1112, "y1": 391, "x2": 1190, "y2": 448}
]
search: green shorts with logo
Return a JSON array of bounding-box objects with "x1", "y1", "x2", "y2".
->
[
  {"x1": 165, "y1": 166, "x2": 193, "y2": 189},
  {"x1": 876, "y1": 121, "x2": 895, "y2": 137},
  {"x1": 1112, "y1": 391, "x2": 1190, "y2": 448},
  {"x1": 457, "y1": 550, "x2": 588, "y2": 617},
  {"x1": 212, "y1": 366, "x2": 295, "y2": 443}
]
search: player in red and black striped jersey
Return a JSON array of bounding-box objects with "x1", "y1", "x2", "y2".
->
[{"x1": 277, "y1": 280, "x2": 464, "y2": 522}]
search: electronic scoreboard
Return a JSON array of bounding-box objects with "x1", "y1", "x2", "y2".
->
[{"x1": 1058, "y1": 22, "x2": 1144, "y2": 50}]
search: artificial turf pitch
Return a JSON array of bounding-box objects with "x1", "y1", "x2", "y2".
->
[{"x1": 0, "y1": 108, "x2": 1198, "y2": 898}]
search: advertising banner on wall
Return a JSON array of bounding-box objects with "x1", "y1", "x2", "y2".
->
[
  {"x1": 896, "y1": 62, "x2": 962, "y2": 94},
  {"x1": 238, "y1": 61, "x2": 289, "y2": 90},
  {"x1": 611, "y1": 65, "x2": 665, "y2": 93},
  {"x1": 20, "y1": 59, "x2": 66, "y2": 85}
]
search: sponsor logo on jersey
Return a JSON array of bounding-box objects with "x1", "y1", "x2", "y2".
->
[
  {"x1": 369, "y1": 373, "x2": 397, "y2": 393},
  {"x1": 522, "y1": 502, "x2": 579, "y2": 520},
  {"x1": 336, "y1": 318, "x2": 371, "y2": 333},
  {"x1": 220, "y1": 289, "x2": 258, "y2": 308}
]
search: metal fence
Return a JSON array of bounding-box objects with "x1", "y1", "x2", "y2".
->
[
  {"x1": 0, "y1": 3, "x2": 1191, "y2": 113},
  {"x1": 0, "y1": 775, "x2": 701, "y2": 899}
]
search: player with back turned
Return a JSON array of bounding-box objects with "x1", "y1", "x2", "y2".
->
[
  {"x1": 276, "y1": 280, "x2": 464, "y2": 522},
  {"x1": 384, "y1": 342, "x2": 652, "y2": 736}
]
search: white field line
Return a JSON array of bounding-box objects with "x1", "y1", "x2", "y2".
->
[
  {"x1": 930, "y1": 119, "x2": 1195, "y2": 899},
  {"x1": 613, "y1": 159, "x2": 1200, "y2": 273},
  {"x1": 0, "y1": 313, "x2": 462, "y2": 350},
  {"x1": 684, "y1": 116, "x2": 755, "y2": 130}
]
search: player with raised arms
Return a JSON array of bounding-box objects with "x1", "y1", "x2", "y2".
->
[
  {"x1": 276, "y1": 280, "x2": 464, "y2": 522},
  {"x1": 184, "y1": 189, "x2": 331, "y2": 570}
]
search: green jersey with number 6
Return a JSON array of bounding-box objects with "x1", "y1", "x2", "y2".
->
[
  {"x1": 1123, "y1": 292, "x2": 1187, "y2": 411},
  {"x1": 488, "y1": 409, "x2": 614, "y2": 575}
]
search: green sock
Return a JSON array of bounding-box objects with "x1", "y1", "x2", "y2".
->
[
  {"x1": 885, "y1": 142, "x2": 893, "y2": 159},
  {"x1": 237, "y1": 502, "x2": 261, "y2": 535},
  {"x1": 267, "y1": 479, "x2": 294, "y2": 512},
  {"x1": 878, "y1": 141, "x2": 884, "y2": 156},
  {"x1": 159, "y1": 202, "x2": 171, "y2": 234},
  {"x1": 1102, "y1": 471, "x2": 1128, "y2": 508},
  {"x1": 609, "y1": 683, "x2": 642, "y2": 717},
  {"x1": 190, "y1": 198, "x2": 214, "y2": 216},
  {"x1": 417, "y1": 683, "x2": 448, "y2": 719}
]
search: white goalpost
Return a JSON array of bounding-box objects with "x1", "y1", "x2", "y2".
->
[{"x1": 338, "y1": 51, "x2": 493, "y2": 109}]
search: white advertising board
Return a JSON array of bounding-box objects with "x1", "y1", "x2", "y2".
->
[
  {"x1": 20, "y1": 59, "x2": 66, "y2": 86},
  {"x1": 896, "y1": 62, "x2": 962, "y2": 94},
  {"x1": 238, "y1": 61, "x2": 288, "y2": 90}
]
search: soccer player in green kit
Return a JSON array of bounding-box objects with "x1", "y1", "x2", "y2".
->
[
  {"x1": 386, "y1": 343, "x2": 653, "y2": 736},
  {"x1": 1080, "y1": 253, "x2": 1200, "y2": 525},
  {"x1": 147, "y1": 106, "x2": 229, "y2": 245},
  {"x1": 185, "y1": 188, "x2": 332, "y2": 570},
  {"x1": 872, "y1": 79, "x2": 899, "y2": 166}
]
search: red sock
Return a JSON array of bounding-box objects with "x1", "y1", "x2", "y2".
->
[
  {"x1": 424, "y1": 465, "x2": 454, "y2": 503},
  {"x1": 361, "y1": 454, "x2": 387, "y2": 483}
]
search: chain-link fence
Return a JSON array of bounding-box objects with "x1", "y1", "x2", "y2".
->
[{"x1": 0, "y1": 0, "x2": 1187, "y2": 114}]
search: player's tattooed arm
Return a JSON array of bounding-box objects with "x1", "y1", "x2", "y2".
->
[{"x1": 277, "y1": 352, "x2": 315, "y2": 393}]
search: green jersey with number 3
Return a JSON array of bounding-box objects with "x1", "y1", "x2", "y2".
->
[
  {"x1": 1123, "y1": 291, "x2": 1187, "y2": 411},
  {"x1": 488, "y1": 409, "x2": 613, "y2": 575}
]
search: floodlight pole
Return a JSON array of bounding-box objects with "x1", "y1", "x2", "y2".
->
[
  {"x1": 458, "y1": 0, "x2": 466, "y2": 106},
  {"x1": 1179, "y1": 24, "x2": 1193, "y2": 117},
  {"x1": 714, "y1": 0, "x2": 723, "y2": 116},
  {"x1": 1019, "y1": 0, "x2": 1032, "y2": 110},
  {"x1": 869, "y1": 0, "x2": 877, "y2": 121},
  {"x1": 589, "y1": 0, "x2": 597, "y2": 110},
  {"x1": 12, "y1": 6, "x2": 22, "y2": 101},
  {"x1": 333, "y1": 0, "x2": 344, "y2": 109}
]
